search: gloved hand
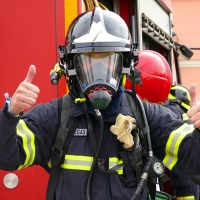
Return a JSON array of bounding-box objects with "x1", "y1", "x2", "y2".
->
[{"x1": 110, "y1": 114, "x2": 136, "y2": 149}]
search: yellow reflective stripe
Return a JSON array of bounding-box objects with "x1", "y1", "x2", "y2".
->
[
  {"x1": 109, "y1": 157, "x2": 123, "y2": 174},
  {"x1": 109, "y1": 157, "x2": 118, "y2": 167},
  {"x1": 163, "y1": 124, "x2": 194, "y2": 170},
  {"x1": 117, "y1": 159, "x2": 123, "y2": 174},
  {"x1": 168, "y1": 93, "x2": 175, "y2": 100},
  {"x1": 47, "y1": 162, "x2": 52, "y2": 168},
  {"x1": 181, "y1": 102, "x2": 190, "y2": 110},
  {"x1": 60, "y1": 155, "x2": 123, "y2": 174},
  {"x1": 177, "y1": 196, "x2": 195, "y2": 200},
  {"x1": 182, "y1": 113, "x2": 189, "y2": 121},
  {"x1": 16, "y1": 120, "x2": 36, "y2": 169},
  {"x1": 61, "y1": 155, "x2": 93, "y2": 171}
]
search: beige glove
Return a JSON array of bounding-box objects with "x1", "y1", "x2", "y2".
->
[{"x1": 110, "y1": 114, "x2": 136, "y2": 149}]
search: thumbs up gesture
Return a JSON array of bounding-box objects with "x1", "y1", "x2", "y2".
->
[
  {"x1": 10, "y1": 65, "x2": 40, "y2": 114},
  {"x1": 187, "y1": 84, "x2": 200, "y2": 128}
]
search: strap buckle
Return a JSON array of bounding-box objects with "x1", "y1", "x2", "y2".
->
[
  {"x1": 52, "y1": 146, "x2": 63, "y2": 157},
  {"x1": 51, "y1": 147, "x2": 64, "y2": 166}
]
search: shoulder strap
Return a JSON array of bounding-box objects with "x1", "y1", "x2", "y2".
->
[
  {"x1": 51, "y1": 94, "x2": 72, "y2": 166},
  {"x1": 125, "y1": 90, "x2": 149, "y2": 135},
  {"x1": 46, "y1": 94, "x2": 78, "y2": 200}
]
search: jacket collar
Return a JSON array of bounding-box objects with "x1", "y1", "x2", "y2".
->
[{"x1": 69, "y1": 86, "x2": 133, "y2": 120}]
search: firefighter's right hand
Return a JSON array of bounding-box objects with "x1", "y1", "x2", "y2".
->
[
  {"x1": 187, "y1": 84, "x2": 200, "y2": 128},
  {"x1": 110, "y1": 114, "x2": 136, "y2": 149},
  {"x1": 10, "y1": 65, "x2": 40, "y2": 114}
]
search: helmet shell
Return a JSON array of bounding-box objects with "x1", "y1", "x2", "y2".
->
[
  {"x1": 168, "y1": 84, "x2": 190, "y2": 111},
  {"x1": 65, "y1": 7, "x2": 132, "y2": 69},
  {"x1": 135, "y1": 50, "x2": 172, "y2": 103}
]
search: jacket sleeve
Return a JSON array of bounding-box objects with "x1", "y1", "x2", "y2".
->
[
  {"x1": 143, "y1": 101, "x2": 200, "y2": 175},
  {"x1": 167, "y1": 103, "x2": 191, "y2": 124},
  {"x1": 0, "y1": 99, "x2": 59, "y2": 171},
  {"x1": 166, "y1": 104, "x2": 182, "y2": 119}
]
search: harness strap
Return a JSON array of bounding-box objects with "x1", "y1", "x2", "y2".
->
[
  {"x1": 46, "y1": 94, "x2": 78, "y2": 200},
  {"x1": 125, "y1": 91, "x2": 149, "y2": 135},
  {"x1": 51, "y1": 95, "x2": 71, "y2": 166},
  {"x1": 120, "y1": 151, "x2": 136, "y2": 185},
  {"x1": 97, "y1": 158, "x2": 123, "y2": 174}
]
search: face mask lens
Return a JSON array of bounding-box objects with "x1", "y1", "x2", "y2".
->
[{"x1": 74, "y1": 52, "x2": 123, "y2": 94}]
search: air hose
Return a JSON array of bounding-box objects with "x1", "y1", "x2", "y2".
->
[
  {"x1": 86, "y1": 109, "x2": 104, "y2": 200},
  {"x1": 130, "y1": 95, "x2": 165, "y2": 200}
]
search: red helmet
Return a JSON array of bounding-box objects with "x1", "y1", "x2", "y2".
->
[{"x1": 134, "y1": 50, "x2": 172, "y2": 104}]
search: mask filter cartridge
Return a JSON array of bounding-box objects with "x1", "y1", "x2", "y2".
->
[{"x1": 88, "y1": 88, "x2": 112, "y2": 110}]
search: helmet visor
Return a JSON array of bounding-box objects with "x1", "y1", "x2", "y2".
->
[{"x1": 74, "y1": 52, "x2": 123, "y2": 94}]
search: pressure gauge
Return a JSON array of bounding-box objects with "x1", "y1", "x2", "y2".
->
[
  {"x1": 153, "y1": 161, "x2": 165, "y2": 175},
  {"x1": 144, "y1": 156, "x2": 165, "y2": 178}
]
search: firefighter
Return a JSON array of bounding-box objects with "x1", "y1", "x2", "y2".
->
[
  {"x1": 167, "y1": 84, "x2": 191, "y2": 123},
  {"x1": 167, "y1": 85, "x2": 200, "y2": 200},
  {"x1": 1, "y1": 6, "x2": 200, "y2": 200},
  {"x1": 132, "y1": 50, "x2": 199, "y2": 200}
]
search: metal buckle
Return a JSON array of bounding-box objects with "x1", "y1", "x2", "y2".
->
[{"x1": 52, "y1": 146, "x2": 63, "y2": 157}]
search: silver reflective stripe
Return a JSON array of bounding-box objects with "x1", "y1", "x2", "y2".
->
[
  {"x1": 182, "y1": 113, "x2": 189, "y2": 121},
  {"x1": 61, "y1": 155, "x2": 93, "y2": 171},
  {"x1": 109, "y1": 157, "x2": 123, "y2": 174},
  {"x1": 60, "y1": 155, "x2": 123, "y2": 174},
  {"x1": 17, "y1": 120, "x2": 36, "y2": 169},
  {"x1": 163, "y1": 124, "x2": 194, "y2": 170}
]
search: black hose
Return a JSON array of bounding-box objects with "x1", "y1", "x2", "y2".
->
[
  {"x1": 129, "y1": 95, "x2": 154, "y2": 200},
  {"x1": 130, "y1": 171, "x2": 149, "y2": 200},
  {"x1": 136, "y1": 95, "x2": 152, "y2": 153},
  {"x1": 86, "y1": 109, "x2": 104, "y2": 200}
]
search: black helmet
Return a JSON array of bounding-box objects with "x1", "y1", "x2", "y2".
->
[
  {"x1": 65, "y1": 7, "x2": 133, "y2": 93},
  {"x1": 66, "y1": 7, "x2": 132, "y2": 55},
  {"x1": 168, "y1": 84, "x2": 190, "y2": 111}
]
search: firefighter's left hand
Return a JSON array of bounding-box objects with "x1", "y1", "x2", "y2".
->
[
  {"x1": 187, "y1": 84, "x2": 200, "y2": 128},
  {"x1": 110, "y1": 114, "x2": 136, "y2": 148}
]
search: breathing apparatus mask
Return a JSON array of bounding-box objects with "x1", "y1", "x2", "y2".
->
[{"x1": 73, "y1": 52, "x2": 123, "y2": 109}]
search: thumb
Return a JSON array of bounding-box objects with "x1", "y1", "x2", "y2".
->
[
  {"x1": 24, "y1": 65, "x2": 36, "y2": 83},
  {"x1": 190, "y1": 84, "x2": 198, "y2": 108}
]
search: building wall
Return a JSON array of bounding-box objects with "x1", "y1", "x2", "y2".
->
[
  {"x1": 162, "y1": 0, "x2": 172, "y2": 9},
  {"x1": 171, "y1": 0, "x2": 200, "y2": 96}
]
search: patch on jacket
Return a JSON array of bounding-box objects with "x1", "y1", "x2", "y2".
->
[{"x1": 74, "y1": 128, "x2": 87, "y2": 136}]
